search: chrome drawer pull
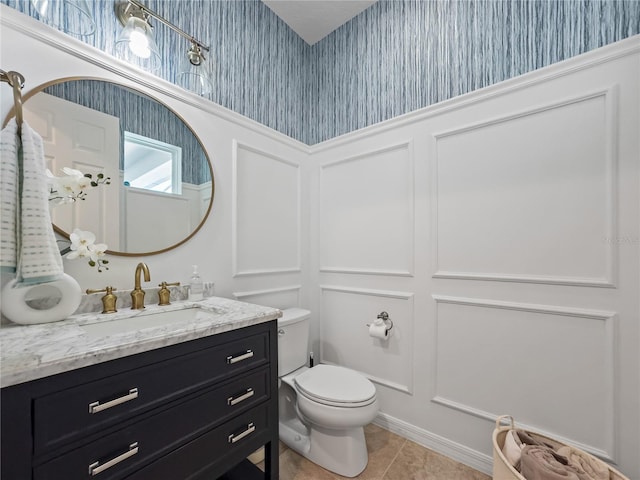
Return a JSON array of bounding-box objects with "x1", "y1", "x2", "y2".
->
[
  {"x1": 226, "y1": 349, "x2": 254, "y2": 364},
  {"x1": 227, "y1": 388, "x2": 254, "y2": 406},
  {"x1": 89, "y1": 388, "x2": 139, "y2": 414},
  {"x1": 228, "y1": 423, "x2": 255, "y2": 444},
  {"x1": 88, "y1": 442, "x2": 138, "y2": 476}
]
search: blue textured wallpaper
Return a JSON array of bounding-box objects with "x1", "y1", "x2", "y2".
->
[
  {"x1": 3, "y1": 0, "x2": 307, "y2": 141},
  {"x1": 303, "y1": 0, "x2": 640, "y2": 144},
  {"x1": 3, "y1": 0, "x2": 639, "y2": 145}
]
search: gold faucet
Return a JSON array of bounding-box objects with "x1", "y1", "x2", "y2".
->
[
  {"x1": 158, "y1": 281, "x2": 180, "y2": 306},
  {"x1": 131, "y1": 262, "x2": 151, "y2": 309},
  {"x1": 86, "y1": 286, "x2": 118, "y2": 314}
]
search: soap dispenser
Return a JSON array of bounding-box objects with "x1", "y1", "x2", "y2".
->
[{"x1": 188, "y1": 265, "x2": 204, "y2": 301}]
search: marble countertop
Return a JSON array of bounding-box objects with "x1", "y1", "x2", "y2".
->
[{"x1": 0, "y1": 297, "x2": 281, "y2": 388}]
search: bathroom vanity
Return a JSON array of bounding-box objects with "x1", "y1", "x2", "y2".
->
[{"x1": 0, "y1": 298, "x2": 280, "y2": 480}]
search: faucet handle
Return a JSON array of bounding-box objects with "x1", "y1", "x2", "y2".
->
[
  {"x1": 85, "y1": 287, "x2": 118, "y2": 314},
  {"x1": 86, "y1": 286, "x2": 117, "y2": 295},
  {"x1": 158, "y1": 281, "x2": 180, "y2": 306}
]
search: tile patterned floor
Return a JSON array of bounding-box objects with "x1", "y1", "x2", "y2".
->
[{"x1": 260, "y1": 424, "x2": 491, "y2": 480}]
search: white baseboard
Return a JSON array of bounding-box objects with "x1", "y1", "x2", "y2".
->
[{"x1": 372, "y1": 412, "x2": 493, "y2": 476}]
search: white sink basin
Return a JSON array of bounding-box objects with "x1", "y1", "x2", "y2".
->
[{"x1": 80, "y1": 307, "x2": 202, "y2": 338}]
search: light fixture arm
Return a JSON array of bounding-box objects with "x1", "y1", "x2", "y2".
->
[{"x1": 117, "y1": 0, "x2": 210, "y2": 53}]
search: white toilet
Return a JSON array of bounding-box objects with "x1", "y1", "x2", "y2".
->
[{"x1": 278, "y1": 308, "x2": 379, "y2": 477}]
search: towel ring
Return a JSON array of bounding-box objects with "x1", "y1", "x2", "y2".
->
[{"x1": 1, "y1": 69, "x2": 25, "y2": 136}]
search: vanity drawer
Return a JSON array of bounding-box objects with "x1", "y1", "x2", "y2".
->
[
  {"x1": 128, "y1": 406, "x2": 271, "y2": 480},
  {"x1": 33, "y1": 384, "x2": 270, "y2": 480},
  {"x1": 33, "y1": 332, "x2": 269, "y2": 453}
]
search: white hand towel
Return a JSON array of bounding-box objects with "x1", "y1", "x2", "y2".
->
[
  {"x1": 0, "y1": 118, "x2": 19, "y2": 272},
  {"x1": 0, "y1": 118, "x2": 63, "y2": 284}
]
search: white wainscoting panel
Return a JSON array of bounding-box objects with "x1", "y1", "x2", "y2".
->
[
  {"x1": 233, "y1": 141, "x2": 301, "y2": 276},
  {"x1": 233, "y1": 285, "x2": 301, "y2": 309},
  {"x1": 124, "y1": 188, "x2": 191, "y2": 252},
  {"x1": 432, "y1": 295, "x2": 617, "y2": 460},
  {"x1": 319, "y1": 142, "x2": 414, "y2": 276},
  {"x1": 320, "y1": 286, "x2": 414, "y2": 393},
  {"x1": 433, "y1": 89, "x2": 617, "y2": 287}
]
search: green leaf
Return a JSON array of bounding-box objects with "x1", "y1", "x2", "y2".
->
[
  {"x1": 84, "y1": 173, "x2": 92, "y2": 179},
  {"x1": 102, "y1": 260, "x2": 109, "y2": 264},
  {"x1": 91, "y1": 182, "x2": 98, "y2": 187},
  {"x1": 97, "y1": 173, "x2": 104, "y2": 179},
  {"x1": 88, "y1": 260, "x2": 96, "y2": 267}
]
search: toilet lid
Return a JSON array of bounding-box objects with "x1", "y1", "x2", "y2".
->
[{"x1": 294, "y1": 365, "x2": 376, "y2": 406}]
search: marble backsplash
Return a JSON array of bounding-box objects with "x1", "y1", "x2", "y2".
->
[{"x1": 0, "y1": 282, "x2": 216, "y2": 325}]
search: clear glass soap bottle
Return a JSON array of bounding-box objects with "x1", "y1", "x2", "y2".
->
[{"x1": 188, "y1": 265, "x2": 204, "y2": 301}]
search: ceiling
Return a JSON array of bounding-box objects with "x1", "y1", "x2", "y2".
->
[{"x1": 261, "y1": 0, "x2": 379, "y2": 45}]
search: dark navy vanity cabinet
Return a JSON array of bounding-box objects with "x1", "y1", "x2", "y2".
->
[{"x1": 1, "y1": 321, "x2": 279, "y2": 480}]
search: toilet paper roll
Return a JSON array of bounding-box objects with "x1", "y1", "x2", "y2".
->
[
  {"x1": 1, "y1": 273, "x2": 82, "y2": 325},
  {"x1": 369, "y1": 322, "x2": 390, "y2": 340}
]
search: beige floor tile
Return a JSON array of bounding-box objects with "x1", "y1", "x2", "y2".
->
[
  {"x1": 279, "y1": 448, "x2": 340, "y2": 480},
  {"x1": 332, "y1": 424, "x2": 407, "y2": 480},
  {"x1": 382, "y1": 440, "x2": 491, "y2": 480}
]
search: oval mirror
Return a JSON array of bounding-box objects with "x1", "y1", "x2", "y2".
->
[{"x1": 19, "y1": 78, "x2": 214, "y2": 256}]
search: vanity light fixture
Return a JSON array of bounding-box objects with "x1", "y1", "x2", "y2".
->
[
  {"x1": 176, "y1": 41, "x2": 214, "y2": 97},
  {"x1": 30, "y1": 0, "x2": 96, "y2": 37},
  {"x1": 114, "y1": 1, "x2": 162, "y2": 71},
  {"x1": 114, "y1": 0, "x2": 213, "y2": 96}
]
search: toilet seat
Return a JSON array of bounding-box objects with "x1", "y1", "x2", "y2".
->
[{"x1": 294, "y1": 365, "x2": 376, "y2": 408}]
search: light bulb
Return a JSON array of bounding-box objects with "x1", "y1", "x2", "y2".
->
[{"x1": 129, "y1": 27, "x2": 151, "y2": 58}]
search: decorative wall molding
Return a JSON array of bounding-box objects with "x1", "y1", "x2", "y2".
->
[
  {"x1": 373, "y1": 412, "x2": 493, "y2": 476},
  {"x1": 320, "y1": 285, "x2": 414, "y2": 393},
  {"x1": 319, "y1": 141, "x2": 415, "y2": 277},
  {"x1": 431, "y1": 87, "x2": 618, "y2": 288},
  {"x1": 431, "y1": 295, "x2": 619, "y2": 462},
  {"x1": 319, "y1": 267, "x2": 413, "y2": 277},
  {"x1": 431, "y1": 295, "x2": 616, "y2": 320},
  {"x1": 232, "y1": 140, "x2": 302, "y2": 277},
  {"x1": 321, "y1": 285, "x2": 414, "y2": 300},
  {"x1": 233, "y1": 284, "x2": 301, "y2": 301}
]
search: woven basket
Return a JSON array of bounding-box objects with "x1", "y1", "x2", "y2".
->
[{"x1": 492, "y1": 415, "x2": 629, "y2": 480}]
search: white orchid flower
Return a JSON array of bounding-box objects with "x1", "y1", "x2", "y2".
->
[
  {"x1": 48, "y1": 169, "x2": 111, "y2": 272},
  {"x1": 61, "y1": 167, "x2": 85, "y2": 178},
  {"x1": 48, "y1": 167, "x2": 93, "y2": 204},
  {"x1": 87, "y1": 243, "x2": 108, "y2": 262},
  {"x1": 66, "y1": 229, "x2": 96, "y2": 259}
]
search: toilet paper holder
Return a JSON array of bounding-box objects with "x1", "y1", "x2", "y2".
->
[{"x1": 366, "y1": 311, "x2": 394, "y2": 331}]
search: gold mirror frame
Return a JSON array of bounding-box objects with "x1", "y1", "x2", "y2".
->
[{"x1": 4, "y1": 76, "x2": 215, "y2": 257}]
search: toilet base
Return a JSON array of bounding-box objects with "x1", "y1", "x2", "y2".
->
[{"x1": 280, "y1": 419, "x2": 368, "y2": 478}]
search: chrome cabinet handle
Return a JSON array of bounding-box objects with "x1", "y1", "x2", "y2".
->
[
  {"x1": 226, "y1": 349, "x2": 254, "y2": 364},
  {"x1": 88, "y1": 442, "x2": 138, "y2": 476},
  {"x1": 227, "y1": 388, "x2": 254, "y2": 406},
  {"x1": 89, "y1": 388, "x2": 138, "y2": 414},
  {"x1": 228, "y1": 423, "x2": 255, "y2": 444}
]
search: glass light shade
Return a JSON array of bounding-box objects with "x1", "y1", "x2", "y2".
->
[
  {"x1": 115, "y1": 16, "x2": 162, "y2": 72},
  {"x1": 176, "y1": 50, "x2": 214, "y2": 97},
  {"x1": 31, "y1": 0, "x2": 95, "y2": 37}
]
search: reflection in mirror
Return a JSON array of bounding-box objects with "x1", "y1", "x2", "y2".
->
[
  {"x1": 124, "y1": 131, "x2": 182, "y2": 194},
  {"x1": 21, "y1": 79, "x2": 214, "y2": 256}
]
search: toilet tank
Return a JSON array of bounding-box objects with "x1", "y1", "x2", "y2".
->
[{"x1": 278, "y1": 308, "x2": 311, "y2": 376}]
